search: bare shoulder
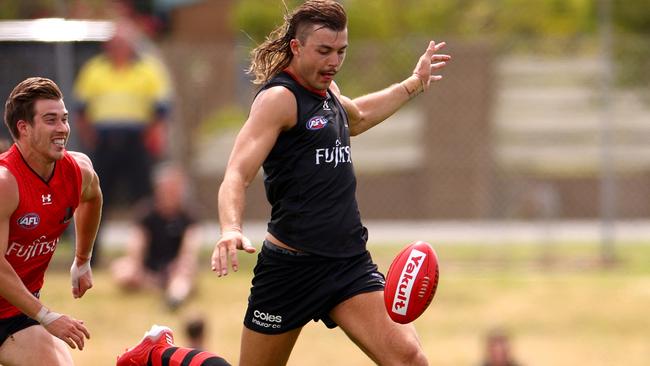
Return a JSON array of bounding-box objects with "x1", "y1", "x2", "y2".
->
[
  {"x1": 67, "y1": 151, "x2": 98, "y2": 187},
  {"x1": 0, "y1": 166, "x2": 19, "y2": 215},
  {"x1": 329, "y1": 80, "x2": 343, "y2": 98},
  {"x1": 67, "y1": 151, "x2": 93, "y2": 170},
  {"x1": 0, "y1": 166, "x2": 18, "y2": 189},
  {"x1": 250, "y1": 85, "x2": 297, "y2": 130},
  {"x1": 254, "y1": 85, "x2": 296, "y2": 109},
  {"x1": 330, "y1": 81, "x2": 353, "y2": 108},
  {"x1": 329, "y1": 81, "x2": 358, "y2": 123}
]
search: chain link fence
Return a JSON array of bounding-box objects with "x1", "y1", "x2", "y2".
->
[
  {"x1": 157, "y1": 32, "x2": 650, "y2": 256},
  {"x1": 1, "y1": 13, "x2": 648, "y2": 256}
]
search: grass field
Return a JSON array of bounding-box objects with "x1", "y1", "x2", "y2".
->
[{"x1": 40, "y1": 242, "x2": 650, "y2": 366}]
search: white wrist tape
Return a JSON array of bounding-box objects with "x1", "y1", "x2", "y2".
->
[
  {"x1": 222, "y1": 230, "x2": 252, "y2": 248},
  {"x1": 70, "y1": 258, "x2": 91, "y2": 288},
  {"x1": 35, "y1": 306, "x2": 62, "y2": 326}
]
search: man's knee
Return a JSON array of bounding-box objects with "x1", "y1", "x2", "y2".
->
[
  {"x1": 401, "y1": 345, "x2": 428, "y2": 366},
  {"x1": 381, "y1": 337, "x2": 428, "y2": 366}
]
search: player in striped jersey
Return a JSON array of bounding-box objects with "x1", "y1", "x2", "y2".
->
[{"x1": 117, "y1": 325, "x2": 230, "y2": 366}]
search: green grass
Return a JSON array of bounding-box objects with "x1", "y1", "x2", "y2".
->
[{"x1": 40, "y1": 242, "x2": 650, "y2": 366}]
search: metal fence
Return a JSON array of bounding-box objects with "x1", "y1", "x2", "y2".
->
[
  {"x1": 155, "y1": 33, "x2": 650, "y2": 257},
  {"x1": 1, "y1": 18, "x2": 649, "y2": 255}
]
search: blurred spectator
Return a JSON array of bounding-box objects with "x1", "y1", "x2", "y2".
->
[
  {"x1": 481, "y1": 328, "x2": 521, "y2": 366},
  {"x1": 0, "y1": 138, "x2": 9, "y2": 153},
  {"x1": 184, "y1": 315, "x2": 206, "y2": 351},
  {"x1": 110, "y1": 163, "x2": 201, "y2": 311},
  {"x1": 73, "y1": 20, "x2": 172, "y2": 265}
]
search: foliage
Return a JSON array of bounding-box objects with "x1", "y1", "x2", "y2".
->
[
  {"x1": 0, "y1": 0, "x2": 64, "y2": 19},
  {"x1": 232, "y1": 0, "x2": 648, "y2": 88},
  {"x1": 0, "y1": 0, "x2": 111, "y2": 19},
  {"x1": 614, "y1": 0, "x2": 650, "y2": 34},
  {"x1": 613, "y1": 0, "x2": 650, "y2": 89},
  {"x1": 233, "y1": 0, "x2": 599, "y2": 42},
  {"x1": 2, "y1": 0, "x2": 648, "y2": 88}
]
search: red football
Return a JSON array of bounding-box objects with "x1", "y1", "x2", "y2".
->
[{"x1": 384, "y1": 241, "x2": 439, "y2": 324}]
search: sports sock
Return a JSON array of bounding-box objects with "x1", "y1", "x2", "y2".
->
[{"x1": 149, "y1": 346, "x2": 231, "y2": 366}]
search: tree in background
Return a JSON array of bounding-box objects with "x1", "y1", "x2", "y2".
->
[
  {"x1": 613, "y1": 0, "x2": 650, "y2": 92},
  {"x1": 1, "y1": 0, "x2": 647, "y2": 90}
]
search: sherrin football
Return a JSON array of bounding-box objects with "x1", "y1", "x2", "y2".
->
[{"x1": 384, "y1": 241, "x2": 439, "y2": 324}]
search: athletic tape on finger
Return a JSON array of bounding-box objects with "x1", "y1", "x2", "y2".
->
[
  {"x1": 221, "y1": 230, "x2": 253, "y2": 248},
  {"x1": 70, "y1": 259, "x2": 91, "y2": 289}
]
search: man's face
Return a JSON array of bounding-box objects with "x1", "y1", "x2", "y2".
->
[
  {"x1": 106, "y1": 33, "x2": 134, "y2": 65},
  {"x1": 20, "y1": 98, "x2": 69, "y2": 161},
  {"x1": 292, "y1": 25, "x2": 348, "y2": 91}
]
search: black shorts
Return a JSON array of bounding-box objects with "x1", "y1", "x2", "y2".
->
[
  {"x1": 243, "y1": 241, "x2": 385, "y2": 334},
  {"x1": 0, "y1": 313, "x2": 39, "y2": 346}
]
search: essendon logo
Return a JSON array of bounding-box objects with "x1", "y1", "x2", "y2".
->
[
  {"x1": 17, "y1": 213, "x2": 40, "y2": 229},
  {"x1": 306, "y1": 116, "x2": 328, "y2": 130},
  {"x1": 391, "y1": 249, "x2": 426, "y2": 315}
]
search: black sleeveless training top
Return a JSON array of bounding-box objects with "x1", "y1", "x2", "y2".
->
[{"x1": 259, "y1": 71, "x2": 368, "y2": 257}]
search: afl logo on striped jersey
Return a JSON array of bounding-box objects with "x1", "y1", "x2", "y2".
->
[
  {"x1": 17, "y1": 213, "x2": 40, "y2": 229},
  {"x1": 307, "y1": 116, "x2": 328, "y2": 130}
]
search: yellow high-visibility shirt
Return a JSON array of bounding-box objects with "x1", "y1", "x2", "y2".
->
[{"x1": 74, "y1": 54, "x2": 171, "y2": 126}]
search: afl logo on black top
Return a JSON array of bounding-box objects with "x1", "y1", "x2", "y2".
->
[
  {"x1": 307, "y1": 116, "x2": 328, "y2": 130},
  {"x1": 17, "y1": 213, "x2": 40, "y2": 229}
]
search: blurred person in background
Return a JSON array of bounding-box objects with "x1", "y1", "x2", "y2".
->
[
  {"x1": 185, "y1": 315, "x2": 207, "y2": 350},
  {"x1": 211, "y1": 0, "x2": 450, "y2": 365},
  {"x1": 481, "y1": 328, "x2": 521, "y2": 366},
  {"x1": 110, "y1": 162, "x2": 201, "y2": 311},
  {"x1": 0, "y1": 124, "x2": 10, "y2": 154},
  {"x1": 73, "y1": 20, "x2": 172, "y2": 266},
  {"x1": 0, "y1": 137, "x2": 9, "y2": 153},
  {"x1": 0, "y1": 77, "x2": 102, "y2": 364}
]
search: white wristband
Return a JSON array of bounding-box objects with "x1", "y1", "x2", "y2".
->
[{"x1": 35, "y1": 306, "x2": 62, "y2": 326}]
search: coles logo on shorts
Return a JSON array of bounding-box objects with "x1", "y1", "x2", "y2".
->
[
  {"x1": 307, "y1": 116, "x2": 328, "y2": 130},
  {"x1": 252, "y1": 310, "x2": 283, "y2": 330},
  {"x1": 17, "y1": 213, "x2": 40, "y2": 229}
]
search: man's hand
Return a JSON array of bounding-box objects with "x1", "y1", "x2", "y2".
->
[
  {"x1": 70, "y1": 257, "x2": 92, "y2": 299},
  {"x1": 43, "y1": 314, "x2": 91, "y2": 350},
  {"x1": 211, "y1": 230, "x2": 256, "y2": 277},
  {"x1": 414, "y1": 40, "x2": 451, "y2": 90},
  {"x1": 403, "y1": 40, "x2": 451, "y2": 97}
]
